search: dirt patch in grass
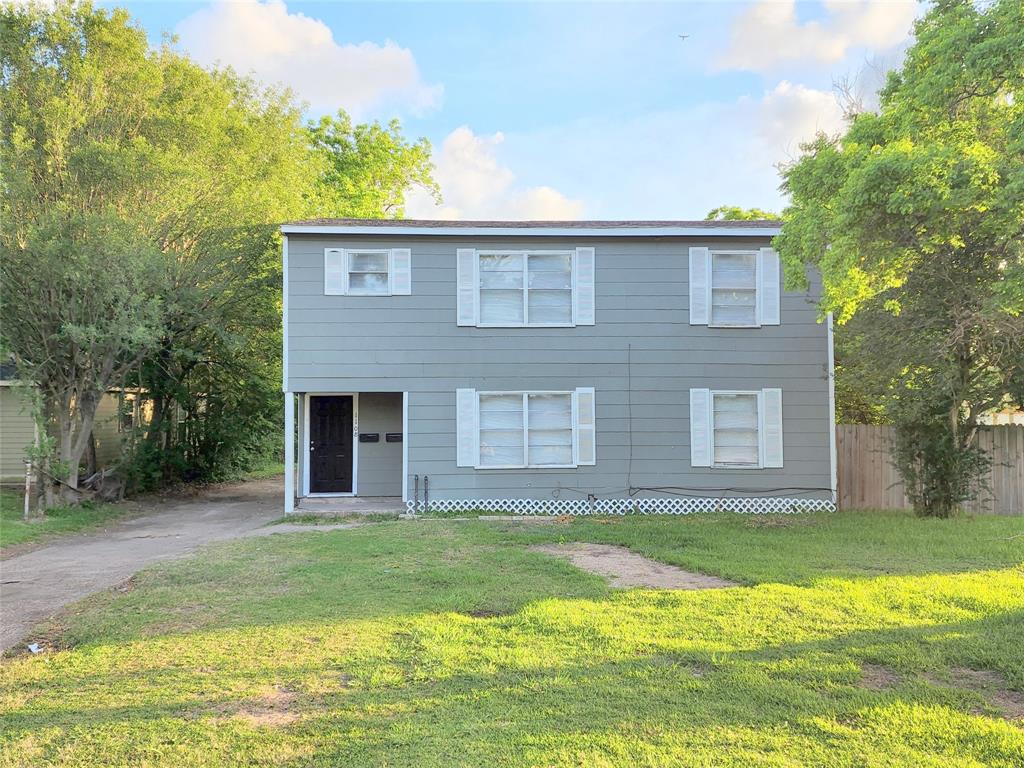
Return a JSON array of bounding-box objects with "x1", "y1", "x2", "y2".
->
[
  {"x1": 234, "y1": 686, "x2": 300, "y2": 728},
  {"x1": 464, "y1": 608, "x2": 510, "y2": 619},
  {"x1": 859, "y1": 663, "x2": 900, "y2": 690},
  {"x1": 947, "y1": 667, "x2": 1024, "y2": 721},
  {"x1": 530, "y1": 543, "x2": 736, "y2": 589}
]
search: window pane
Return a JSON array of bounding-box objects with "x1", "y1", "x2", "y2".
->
[
  {"x1": 528, "y1": 253, "x2": 571, "y2": 271},
  {"x1": 527, "y1": 394, "x2": 572, "y2": 466},
  {"x1": 711, "y1": 252, "x2": 757, "y2": 326},
  {"x1": 349, "y1": 252, "x2": 388, "y2": 272},
  {"x1": 349, "y1": 272, "x2": 389, "y2": 294},
  {"x1": 480, "y1": 289, "x2": 524, "y2": 324},
  {"x1": 480, "y1": 270, "x2": 523, "y2": 289},
  {"x1": 712, "y1": 288, "x2": 757, "y2": 326},
  {"x1": 479, "y1": 394, "x2": 524, "y2": 466},
  {"x1": 480, "y1": 254, "x2": 523, "y2": 272},
  {"x1": 529, "y1": 444, "x2": 573, "y2": 465},
  {"x1": 480, "y1": 431, "x2": 525, "y2": 465},
  {"x1": 528, "y1": 270, "x2": 572, "y2": 289},
  {"x1": 714, "y1": 445, "x2": 759, "y2": 465},
  {"x1": 528, "y1": 254, "x2": 572, "y2": 289},
  {"x1": 713, "y1": 394, "x2": 759, "y2": 465},
  {"x1": 712, "y1": 252, "x2": 756, "y2": 288},
  {"x1": 527, "y1": 394, "x2": 572, "y2": 429},
  {"x1": 479, "y1": 393, "x2": 525, "y2": 429},
  {"x1": 528, "y1": 290, "x2": 572, "y2": 324}
]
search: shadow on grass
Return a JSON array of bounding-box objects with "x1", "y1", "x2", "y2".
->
[{"x1": 3, "y1": 612, "x2": 1022, "y2": 766}]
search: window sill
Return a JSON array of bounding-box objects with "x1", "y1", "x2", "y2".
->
[
  {"x1": 474, "y1": 464, "x2": 578, "y2": 470},
  {"x1": 707, "y1": 323, "x2": 762, "y2": 329},
  {"x1": 475, "y1": 323, "x2": 577, "y2": 329},
  {"x1": 711, "y1": 463, "x2": 763, "y2": 470}
]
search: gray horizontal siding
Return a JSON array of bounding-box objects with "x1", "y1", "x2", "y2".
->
[
  {"x1": 287, "y1": 234, "x2": 832, "y2": 502},
  {"x1": 356, "y1": 392, "x2": 402, "y2": 496}
]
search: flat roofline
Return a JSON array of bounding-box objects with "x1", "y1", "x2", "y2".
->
[{"x1": 280, "y1": 222, "x2": 782, "y2": 237}]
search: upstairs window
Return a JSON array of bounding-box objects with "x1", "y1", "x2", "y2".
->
[
  {"x1": 347, "y1": 251, "x2": 390, "y2": 295},
  {"x1": 457, "y1": 248, "x2": 595, "y2": 327},
  {"x1": 324, "y1": 248, "x2": 412, "y2": 296},
  {"x1": 688, "y1": 247, "x2": 780, "y2": 327},
  {"x1": 711, "y1": 251, "x2": 757, "y2": 327},
  {"x1": 478, "y1": 252, "x2": 573, "y2": 326}
]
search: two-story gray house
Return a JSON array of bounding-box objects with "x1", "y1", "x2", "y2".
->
[{"x1": 280, "y1": 219, "x2": 836, "y2": 515}]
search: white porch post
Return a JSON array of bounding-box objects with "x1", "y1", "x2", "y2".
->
[
  {"x1": 284, "y1": 392, "x2": 295, "y2": 513},
  {"x1": 296, "y1": 394, "x2": 306, "y2": 499}
]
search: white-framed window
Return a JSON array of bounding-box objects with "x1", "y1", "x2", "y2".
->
[
  {"x1": 689, "y1": 388, "x2": 784, "y2": 469},
  {"x1": 456, "y1": 387, "x2": 596, "y2": 469},
  {"x1": 347, "y1": 250, "x2": 390, "y2": 295},
  {"x1": 457, "y1": 247, "x2": 595, "y2": 327},
  {"x1": 324, "y1": 248, "x2": 412, "y2": 296},
  {"x1": 711, "y1": 251, "x2": 758, "y2": 327},
  {"x1": 711, "y1": 391, "x2": 760, "y2": 466},
  {"x1": 689, "y1": 247, "x2": 780, "y2": 327}
]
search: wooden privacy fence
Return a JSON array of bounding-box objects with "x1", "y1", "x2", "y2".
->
[{"x1": 836, "y1": 424, "x2": 1024, "y2": 515}]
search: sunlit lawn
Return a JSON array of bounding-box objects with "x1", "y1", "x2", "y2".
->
[{"x1": 1, "y1": 511, "x2": 1022, "y2": 766}]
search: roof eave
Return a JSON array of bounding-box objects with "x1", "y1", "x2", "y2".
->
[{"x1": 279, "y1": 224, "x2": 782, "y2": 237}]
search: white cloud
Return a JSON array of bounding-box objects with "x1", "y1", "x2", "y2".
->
[
  {"x1": 719, "y1": 0, "x2": 917, "y2": 72},
  {"x1": 493, "y1": 80, "x2": 846, "y2": 219},
  {"x1": 745, "y1": 81, "x2": 846, "y2": 156},
  {"x1": 175, "y1": 1, "x2": 442, "y2": 118},
  {"x1": 406, "y1": 127, "x2": 584, "y2": 220}
]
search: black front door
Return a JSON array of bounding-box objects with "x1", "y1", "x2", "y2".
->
[{"x1": 310, "y1": 396, "x2": 354, "y2": 493}]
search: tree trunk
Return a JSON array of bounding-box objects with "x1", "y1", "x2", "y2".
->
[
  {"x1": 55, "y1": 388, "x2": 101, "y2": 503},
  {"x1": 86, "y1": 431, "x2": 97, "y2": 476}
]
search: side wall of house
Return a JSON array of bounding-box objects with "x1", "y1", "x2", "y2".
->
[
  {"x1": 91, "y1": 394, "x2": 123, "y2": 467},
  {"x1": 0, "y1": 387, "x2": 35, "y2": 483},
  {"x1": 1, "y1": 389, "x2": 134, "y2": 483},
  {"x1": 286, "y1": 234, "x2": 832, "y2": 503}
]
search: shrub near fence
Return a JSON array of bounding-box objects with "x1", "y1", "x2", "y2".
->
[{"x1": 836, "y1": 424, "x2": 1024, "y2": 515}]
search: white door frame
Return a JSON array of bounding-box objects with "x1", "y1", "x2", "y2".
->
[
  {"x1": 401, "y1": 392, "x2": 409, "y2": 502},
  {"x1": 304, "y1": 392, "x2": 359, "y2": 497}
]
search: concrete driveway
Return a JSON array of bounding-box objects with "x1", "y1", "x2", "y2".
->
[{"x1": 0, "y1": 478, "x2": 285, "y2": 653}]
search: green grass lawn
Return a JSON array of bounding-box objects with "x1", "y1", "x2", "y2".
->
[
  {"x1": 1, "y1": 511, "x2": 1022, "y2": 766},
  {"x1": 239, "y1": 458, "x2": 286, "y2": 480},
  {"x1": 0, "y1": 489, "x2": 130, "y2": 551}
]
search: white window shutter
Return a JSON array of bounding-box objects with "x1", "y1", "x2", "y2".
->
[
  {"x1": 760, "y1": 388, "x2": 784, "y2": 467},
  {"x1": 456, "y1": 248, "x2": 478, "y2": 326},
  {"x1": 574, "y1": 387, "x2": 596, "y2": 465},
  {"x1": 325, "y1": 248, "x2": 346, "y2": 295},
  {"x1": 573, "y1": 247, "x2": 596, "y2": 325},
  {"x1": 390, "y1": 248, "x2": 412, "y2": 295},
  {"x1": 689, "y1": 247, "x2": 710, "y2": 325},
  {"x1": 456, "y1": 388, "x2": 479, "y2": 467},
  {"x1": 689, "y1": 388, "x2": 712, "y2": 467},
  {"x1": 758, "y1": 247, "x2": 781, "y2": 325}
]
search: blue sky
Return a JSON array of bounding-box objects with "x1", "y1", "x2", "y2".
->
[{"x1": 107, "y1": 1, "x2": 920, "y2": 220}]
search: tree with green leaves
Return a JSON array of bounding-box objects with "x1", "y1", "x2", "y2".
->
[
  {"x1": 307, "y1": 110, "x2": 439, "y2": 218},
  {"x1": 705, "y1": 206, "x2": 778, "y2": 221},
  {"x1": 776, "y1": 0, "x2": 1024, "y2": 516},
  {"x1": 1, "y1": 1, "x2": 439, "y2": 505}
]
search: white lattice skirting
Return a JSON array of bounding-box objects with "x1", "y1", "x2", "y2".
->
[{"x1": 405, "y1": 496, "x2": 836, "y2": 515}]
